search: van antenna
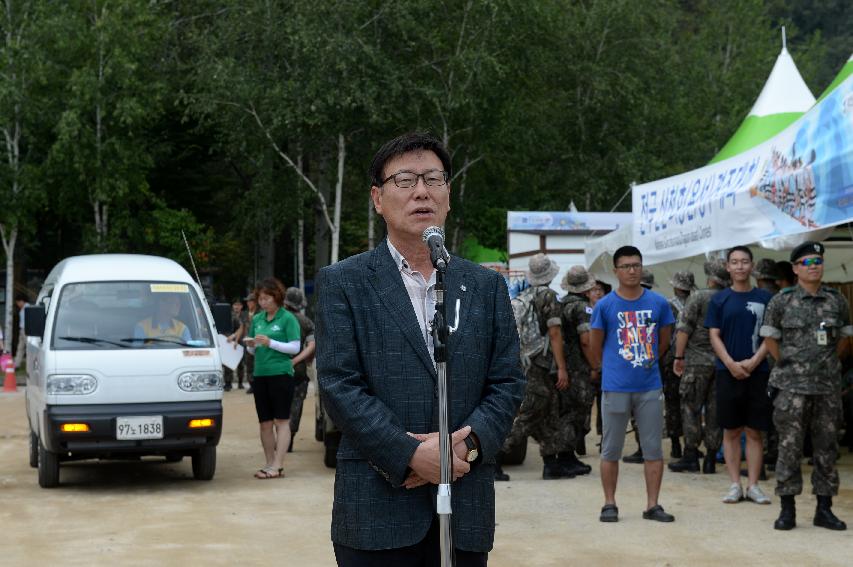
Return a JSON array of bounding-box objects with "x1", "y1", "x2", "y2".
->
[{"x1": 182, "y1": 230, "x2": 204, "y2": 292}]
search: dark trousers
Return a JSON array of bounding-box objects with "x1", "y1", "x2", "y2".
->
[{"x1": 333, "y1": 518, "x2": 488, "y2": 567}]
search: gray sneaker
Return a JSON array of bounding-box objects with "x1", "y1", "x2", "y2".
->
[
  {"x1": 722, "y1": 483, "x2": 743, "y2": 503},
  {"x1": 746, "y1": 484, "x2": 771, "y2": 505}
]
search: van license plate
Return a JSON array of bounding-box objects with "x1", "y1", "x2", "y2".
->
[{"x1": 116, "y1": 416, "x2": 164, "y2": 440}]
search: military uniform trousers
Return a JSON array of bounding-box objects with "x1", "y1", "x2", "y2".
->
[
  {"x1": 289, "y1": 376, "x2": 310, "y2": 433},
  {"x1": 679, "y1": 365, "x2": 721, "y2": 453},
  {"x1": 503, "y1": 364, "x2": 570, "y2": 457},
  {"x1": 773, "y1": 390, "x2": 842, "y2": 496},
  {"x1": 662, "y1": 354, "x2": 683, "y2": 438},
  {"x1": 558, "y1": 374, "x2": 595, "y2": 452}
]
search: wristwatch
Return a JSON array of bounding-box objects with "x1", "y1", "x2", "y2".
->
[{"x1": 463, "y1": 435, "x2": 479, "y2": 463}]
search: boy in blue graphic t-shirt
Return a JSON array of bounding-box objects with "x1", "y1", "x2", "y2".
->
[{"x1": 590, "y1": 245, "x2": 676, "y2": 524}]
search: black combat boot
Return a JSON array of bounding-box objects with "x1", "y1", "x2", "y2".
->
[
  {"x1": 774, "y1": 495, "x2": 796, "y2": 530},
  {"x1": 668, "y1": 448, "x2": 700, "y2": 472},
  {"x1": 703, "y1": 454, "x2": 716, "y2": 474},
  {"x1": 494, "y1": 452, "x2": 510, "y2": 481},
  {"x1": 622, "y1": 448, "x2": 644, "y2": 464},
  {"x1": 670, "y1": 436, "x2": 682, "y2": 459},
  {"x1": 543, "y1": 454, "x2": 575, "y2": 479},
  {"x1": 576, "y1": 435, "x2": 587, "y2": 456},
  {"x1": 814, "y1": 496, "x2": 847, "y2": 531},
  {"x1": 558, "y1": 451, "x2": 591, "y2": 476}
]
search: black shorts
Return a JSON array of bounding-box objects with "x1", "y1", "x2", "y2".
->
[
  {"x1": 716, "y1": 370, "x2": 772, "y2": 431},
  {"x1": 252, "y1": 374, "x2": 296, "y2": 422}
]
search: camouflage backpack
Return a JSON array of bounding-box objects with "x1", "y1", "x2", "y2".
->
[{"x1": 511, "y1": 286, "x2": 549, "y2": 372}]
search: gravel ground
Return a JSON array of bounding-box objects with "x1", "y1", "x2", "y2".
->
[{"x1": 1, "y1": 386, "x2": 850, "y2": 566}]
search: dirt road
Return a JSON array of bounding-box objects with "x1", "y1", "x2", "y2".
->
[{"x1": 1, "y1": 387, "x2": 850, "y2": 566}]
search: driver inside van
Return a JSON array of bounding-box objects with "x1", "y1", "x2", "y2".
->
[{"x1": 134, "y1": 293, "x2": 192, "y2": 344}]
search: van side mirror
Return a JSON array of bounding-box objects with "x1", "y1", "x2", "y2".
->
[
  {"x1": 212, "y1": 303, "x2": 233, "y2": 335},
  {"x1": 25, "y1": 305, "x2": 46, "y2": 338}
]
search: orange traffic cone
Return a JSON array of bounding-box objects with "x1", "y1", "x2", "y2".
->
[{"x1": 2, "y1": 357, "x2": 16, "y2": 392}]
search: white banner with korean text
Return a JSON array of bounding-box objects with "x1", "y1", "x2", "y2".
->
[{"x1": 633, "y1": 74, "x2": 853, "y2": 265}]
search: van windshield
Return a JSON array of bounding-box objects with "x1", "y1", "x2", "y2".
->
[{"x1": 52, "y1": 282, "x2": 214, "y2": 350}]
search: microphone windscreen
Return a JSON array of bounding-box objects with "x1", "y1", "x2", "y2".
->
[{"x1": 422, "y1": 226, "x2": 445, "y2": 243}]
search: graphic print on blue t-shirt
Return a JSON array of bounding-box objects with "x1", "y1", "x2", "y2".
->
[
  {"x1": 617, "y1": 309, "x2": 657, "y2": 368},
  {"x1": 591, "y1": 289, "x2": 676, "y2": 393}
]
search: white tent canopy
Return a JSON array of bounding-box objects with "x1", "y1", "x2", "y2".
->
[{"x1": 710, "y1": 36, "x2": 815, "y2": 164}]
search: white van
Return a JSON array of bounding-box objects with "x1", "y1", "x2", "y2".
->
[{"x1": 24, "y1": 254, "x2": 232, "y2": 488}]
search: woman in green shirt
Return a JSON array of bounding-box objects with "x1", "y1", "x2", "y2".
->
[{"x1": 244, "y1": 278, "x2": 302, "y2": 479}]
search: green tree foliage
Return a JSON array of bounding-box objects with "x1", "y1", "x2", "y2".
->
[
  {"x1": 0, "y1": 0, "x2": 848, "y2": 299},
  {"x1": 46, "y1": 0, "x2": 169, "y2": 250}
]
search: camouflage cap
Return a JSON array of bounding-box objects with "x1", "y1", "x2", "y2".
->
[
  {"x1": 668, "y1": 270, "x2": 696, "y2": 291},
  {"x1": 790, "y1": 240, "x2": 824, "y2": 263},
  {"x1": 561, "y1": 265, "x2": 596, "y2": 293},
  {"x1": 640, "y1": 269, "x2": 656, "y2": 289},
  {"x1": 752, "y1": 258, "x2": 779, "y2": 280},
  {"x1": 527, "y1": 253, "x2": 559, "y2": 286},
  {"x1": 283, "y1": 287, "x2": 307, "y2": 309},
  {"x1": 775, "y1": 260, "x2": 795, "y2": 283},
  {"x1": 704, "y1": 258, "x2": 730, "y2": 285}
]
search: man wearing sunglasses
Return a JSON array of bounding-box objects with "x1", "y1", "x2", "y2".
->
[{"x1": 760, "y1": 241, "x2": 851, "y2": 531}]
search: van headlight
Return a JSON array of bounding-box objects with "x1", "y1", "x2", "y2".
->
[
  {"x1": 178, "y1": 371, "x2": 223, "y2": 392},
  {"x1": 47, "y1": 374, "x2": 98, "y2": 395}
]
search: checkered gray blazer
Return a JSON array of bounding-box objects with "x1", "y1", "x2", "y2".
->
[{"x1": 316, "y1": 240, "x2": 525, "y2": 552}]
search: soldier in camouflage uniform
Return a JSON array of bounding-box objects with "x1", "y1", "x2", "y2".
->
[
  {"x1": 753, "y1": 258, "x2": 781, "y2": 294},
  {"x1": 501, "y1": 254, "x2": 574, "y2": 480},
  {"x1": 283, "y1": 287, "x2": 316, "y2": 453},
  {"x1": 669, "y1": 259, "x2": 729, "y2": 474},
  {"x1": 557, "y1": 265, "x2": 599, "y2": 476},
  {"x1": 663, "y1": 271, "x2": 696, "y2": 459},
  {"x1": 760, "y1": 241, "x2": 850, "y2": 531}
]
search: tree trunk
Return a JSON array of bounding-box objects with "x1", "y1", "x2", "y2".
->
[
  {"x1": 297, "y1": 217, "x2": 305, "y2": 291},
  {"x1": 450, "y1": 155, "x2": 470, "y2": 252},
  {"x1": 314, "y1": 153, "x2": 331, "y2": 271},
  {"x1": 331, "y1": 133, "x2": 345, "y2": 264},
  {"x1": 1, "y1": 224, "x2": 17, "y2": 348},
  {"x1": 94, "y1": 6, "x2": 106, "y2": 247}
]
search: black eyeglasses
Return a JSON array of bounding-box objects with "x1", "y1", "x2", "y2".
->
[
  {"x1": 615, "y1": 263, "x2": 643, "y2": 272},
  {"x1": 381, "y1": 170, "x2": 449, "y2": 190}
]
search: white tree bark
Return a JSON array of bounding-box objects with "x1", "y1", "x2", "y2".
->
[
  {"x1": 0, "y1": 225, "x2": 17, "y2": 349},
  {"x1": 1, "y1": 0, "x2": 25, "y2": 352},
  {"x1": 331, "y1": 133, "x2": 345, "y2": 264}
]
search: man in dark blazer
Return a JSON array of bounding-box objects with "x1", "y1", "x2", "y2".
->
[{"x1": 316, "y1": 132, "x2": 525, "y2": 566}]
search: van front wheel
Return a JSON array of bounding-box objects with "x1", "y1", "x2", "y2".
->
[
  {"x1": 192, "y1": 446, "x2": 216, "y2": 480},
  {"x1": 38, "y1": 443, "x2": 60, "y2": 488}
]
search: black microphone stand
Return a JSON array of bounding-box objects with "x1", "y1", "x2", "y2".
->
[{"x1": 430, "y1": 256, "x2": 454, "y2": 567}]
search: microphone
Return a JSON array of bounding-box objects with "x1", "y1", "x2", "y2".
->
[{"x1": 422, "y1": 226, "x2": 449, "y2": 270}]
